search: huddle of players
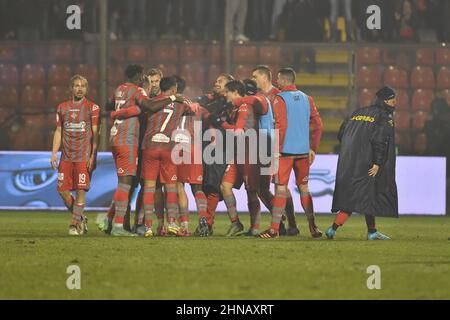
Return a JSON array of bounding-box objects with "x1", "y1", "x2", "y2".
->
[{"x1": 53, "y1": 63, "x2": 324, "y2": 239}]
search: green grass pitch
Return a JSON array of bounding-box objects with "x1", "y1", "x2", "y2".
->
[{"x1": 0, "y1": 211, "x2": 449, "y2": 299}]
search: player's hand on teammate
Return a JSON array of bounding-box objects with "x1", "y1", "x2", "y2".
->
[
  {"x1": 50, "y1": 153, "x2": 58, "y2": 170},
  {"x1": 368, "y1": 164, "x2": 379, "y2": 177},
  {"x1": 175, "y1": 94, "x2": 187, "y2": 104},
  {"x1": 309, "y1": 149, "x2": 316, "y2": 165},
  {"x1": 110, "y1": 110, "x2": 118, "y2": 120}
]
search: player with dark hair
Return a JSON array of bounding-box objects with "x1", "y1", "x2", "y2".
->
[
  {"x1": 325, "y1": 86, "x2": 398, "y2": 240},
  {"x1": 216, "y1": 80, "x2": 260, "y2": 236},
  {"x1": 195, "y1": 73, "x2": 235, "y2": 236},
  {"x1": 260, "y1": 68, "x2": 323, "y2": 238},
  {"x1": 252, "y1": 65, "x2": 299, "y2": 236},
  {"x1": 51, "y1": 75, "x2": 100, "y2": 235},
  {"x1": 105, "y1": 65, "x2": 184, "y2": 236},
  {"x1": 173, "y1": 75, "x2": 209, "y2": 236}
]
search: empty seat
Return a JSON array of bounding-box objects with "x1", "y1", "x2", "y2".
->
[
  {"x1": 180, "y1": 43, "x2": 205, "y2": 62},
  {"x1": 11, "y1": 115, "x2": 48, "y2": 151},
  {"x1": 0, "y1": 44, "x2": 17, "y2": 62},
  {"x1": 412, "y1": 111, "x2": 428, "y2": 132},
  {"x1": 0, "y1": 63, "x2": 19, "y2": 85},
  {"x1": 233, "y1": 44, "x2": 258, "y2": 64},
  {"x1": 395, "y1": 132, "x2": 412, "y2": 154},
  {"x1": 356, "y1": 66, "x2": 382, "y2": 88},
  {"x1": 183, "y1": 86, "x2": 203, "y2": 100},
  {"x1": 395, "y1": 89, "x2": 410, "y2": 111},
  {"x1": 410, "y1": 66, "x2": 435, "y2": 89},
  {"x1": 383, "y1": 50, "x2": 395, "y2": 65},
  {"x1": 155, "y1": 63, "x2": 177, "y2": 77},
  {"x1": 358, "y1": 88, "x2": 376, "y2": 107},
  {"x1": 383, "y1": 66, "x2": 408, "y2": 88},
  {"x1": 394, "y1": 110, "x2": 410, "y2": 131},
  {"x1": 396, "y1": 52, "x2": 412, "y2": 71},
  {"x1": 259, "y1": 45, "x2": 281, "y2": 64},
  {"x1": 21, "y1": 64, "x2": 45, "y2": 86},
  {"x1": 357, "y1": 47, "x2": 381, "y2": 65},
  {"x1": 207, "y1": 64, "x2": 222, "y2": 86},
  {"x1": 436, "y1": 48, "x2": 450, "y2": 66},
  {"x1": 151, "y1": 44, "x2": 178, "y2": 62},
  {"x1": 415, "y1": 48, "x2": 434, "y2": 66},
  {"x1": 48, "y1": 64, "x2": 72, "y2": 86},
  {"x1": 440, "y1": 89, "x2": 450, "y2": 106},
  {"x1": 206, "y1": 42, "x2": 222, "y2": 63},
  {"x1": 233, "y1": 64, "x2": 253, "y2": 80},
  {"x1": 0, "y1": 86, "x2": 18, "y2": 108},
  {"x1": 180, "y1": 63, "x2": 205, "y2": 87},
  {"x1": 412, "y1": 89, "x2": 434, "y2": 111},
  {"x1": 413, "y1": 133, "x2": 427, "y2": 154},
  {"x1": 87, "y1": 86, "x2": 99, "y2": 102},
  {"x1": 47, "y1": 43, "x2": 73, "y2": 62},
  {"x1": 75, "y1": 64, "x2": 98, "y2": 84},
  {"x1": 20, "y1": 86, "x2": 46, "y2": 110},
  {"x1": 109, "y1": 43, "x2": 125, "y2": 62},
  {"x1": 47, "y1": 86, "x2": 71, "y2": 107},
  {"x1": 127, "y1": 44, "x2": 147, "y2": 62},
  {"x1": 437, "y1": 66, "x2": 450, "y2": 89},
  {"x1": 108, "y1": 65, "x2": 124, "y2": 87}
]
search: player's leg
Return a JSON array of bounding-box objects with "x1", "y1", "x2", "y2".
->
[
  {"x1": 57, "y1": 160, "x2": 77, "y2": 234},
  {"x1": 244, "y1": 164, "x2": 261, "y2": 236},
  {"x1": 190, "y1": 184, "x2": 209, "y2": 236},
  {"x1": 284, "y1": 189, "x2": 298, "y2": 234},
  {"x1": 73, "y1": 189, "x2": 88, "y2": 235},
  {"x1": 365, "y1": 214, "x2": 390, "y2": 240},
  {"x1": 161, "y1": 149, "x2": 181, "y2": 236},
  {"x1": 325, "y1": 211, "x2": 351, "y2": 239},
  {"x1": 221, "y1": 165, "x2": 244, "y2": 236},
  {"x1": 177, "y1": 182, "x2": 190, "y2": 235},
  {"x1": 70, "y1": 161, "x2": 91, "y2": 235},
  {"x1": 260, "y1": 157, "x2": 293, "y2": 238},
  {"x1": 293, "y1": 158, "x2": 321, "y2": 237},
  {"x1": 154, "y1": 180, "x2": 166, "y2": 236}
]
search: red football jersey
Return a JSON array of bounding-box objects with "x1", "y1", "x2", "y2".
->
[
  {"x1": 56, "y1": 98, "x2": 100, "y2": 162},
  {"x1": 109, "y1": 82, "x2": 148, "y2": 148},
  {"x1": 142, "y1": 99, "x2": 191, "y2": 151}
]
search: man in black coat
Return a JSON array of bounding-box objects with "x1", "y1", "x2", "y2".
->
[{"x1": 325, "y1": 86, "x2": 399, "y2": 240}]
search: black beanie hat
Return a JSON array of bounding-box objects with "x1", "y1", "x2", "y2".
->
[{"x1": 376, "y1": 86, "x2": 396, "y2": 100}]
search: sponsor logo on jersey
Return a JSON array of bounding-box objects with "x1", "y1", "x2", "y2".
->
[
  {"x1": 350, "y1": 115, "x2": 375, "y2": 123},
  {"x1": 64, "y1": 121, "x2": 87, "y2": 132},
  {"x1": 92, "y1": 104, "x2": 99, "y2": 111},
  {"x1": 151, "y1": 133, "x2": 170, "y2": 143}
]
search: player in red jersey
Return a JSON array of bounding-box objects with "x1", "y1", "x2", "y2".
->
[
  {"x1": 217, "y1": 80, "x2": 260, "y2": 237},
  {"x1": 260, "y1": 68, "x2": 323, "y2": 238},
  {"x1": 173, "y1": 75, "x2": 210, "y2": 236},
  {"x1": 106, "y1": 65, "x2": 184, "y2": 237},
  {"x1": 251, "y1": 65, "x2": 299, "y2": 236},
  {"x1": 50, "y1": 75, "x2": 100, "y2": 236}
]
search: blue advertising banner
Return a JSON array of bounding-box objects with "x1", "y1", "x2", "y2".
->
[{"x1": 0, "y1": 151, "x2": 446, "y2": 214}]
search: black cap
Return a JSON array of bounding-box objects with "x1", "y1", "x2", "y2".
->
[
  {"x1": 243, "y1": 79, "x2": 258, "y2": 96},
  {"x1": 376, "y1": 86, "x2": 396, "y2": 100}
]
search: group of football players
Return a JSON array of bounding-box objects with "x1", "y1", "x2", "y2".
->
[{"x1": 51, "y1": 63, "x2": 324, "y2": 238}]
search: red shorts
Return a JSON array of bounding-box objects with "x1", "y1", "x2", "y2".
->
[
  {"x1": 222, "y1": 163, "x2": 259, "y2": 191},
  {"x1": 273, "y1": 156, "x2": 309, "y2": 186},
  {"x1": 177, "y1": 147, "x2": 203, "y2": 185},
  {"x1": 141, "y1": 148, "x2": 178, "y2": 184},
  {"x1": 111, "y1": 145, "x2": 138, "y2": 177},
  {"x1": 57, "y1": 160, "x2": 91, "y2": 191}
]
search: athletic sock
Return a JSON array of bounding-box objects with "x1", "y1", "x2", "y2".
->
[
  {"x1": 155, "y1": 188, "x2": 165, "y2": 225},
  {"x1": 332, "y1": 211, "x2": 351, "y2": 230},
  {"x1": 248, "y1": 199, "x2": 261, "y2": 230},
  {"x1": 62, "y1": 193, "x2": 75, "y2": 212},
  {"x1": 300, "y1": 191, "x2": 316, "y2": 225},
  {"x1": 259, "y1": 189, "x2": 274, "y2": 212},
  {"x1": 179, "y1": 206, "x2": 189, "y2": 225},
  {"x1": 143, "y1": 186, "x2": 155, "y2": 228},
  {"x1": 113, "y1": 183, "x2": 131, "y2": 226},
  {"x1": 365, "y1": 214, "x2": 377, "y2": 233},
  {"x1": 165, "y1": 185, "x2": 179, "y2": 224},
  {"x1": 271, "y1": 189, "x2": 287, "y2": 231},
  {"x1": 206, "y1": 192, "x2": 220, "y2": 225},
  {"x1": 223, "y1": 194, "x2": 239, "y2": 222},
  {"x1": 71, "y1": 203, "x2": 85, "y2": 226},
  {"x1": 194, "y1": 190, "x2": 208, "y2": 222},
  {"x1": 106, "y1": 201, "x2": 115, "y2": 220},
  {"x1": 284, "y1": 192, "x2": 297, "y2": 228}
]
